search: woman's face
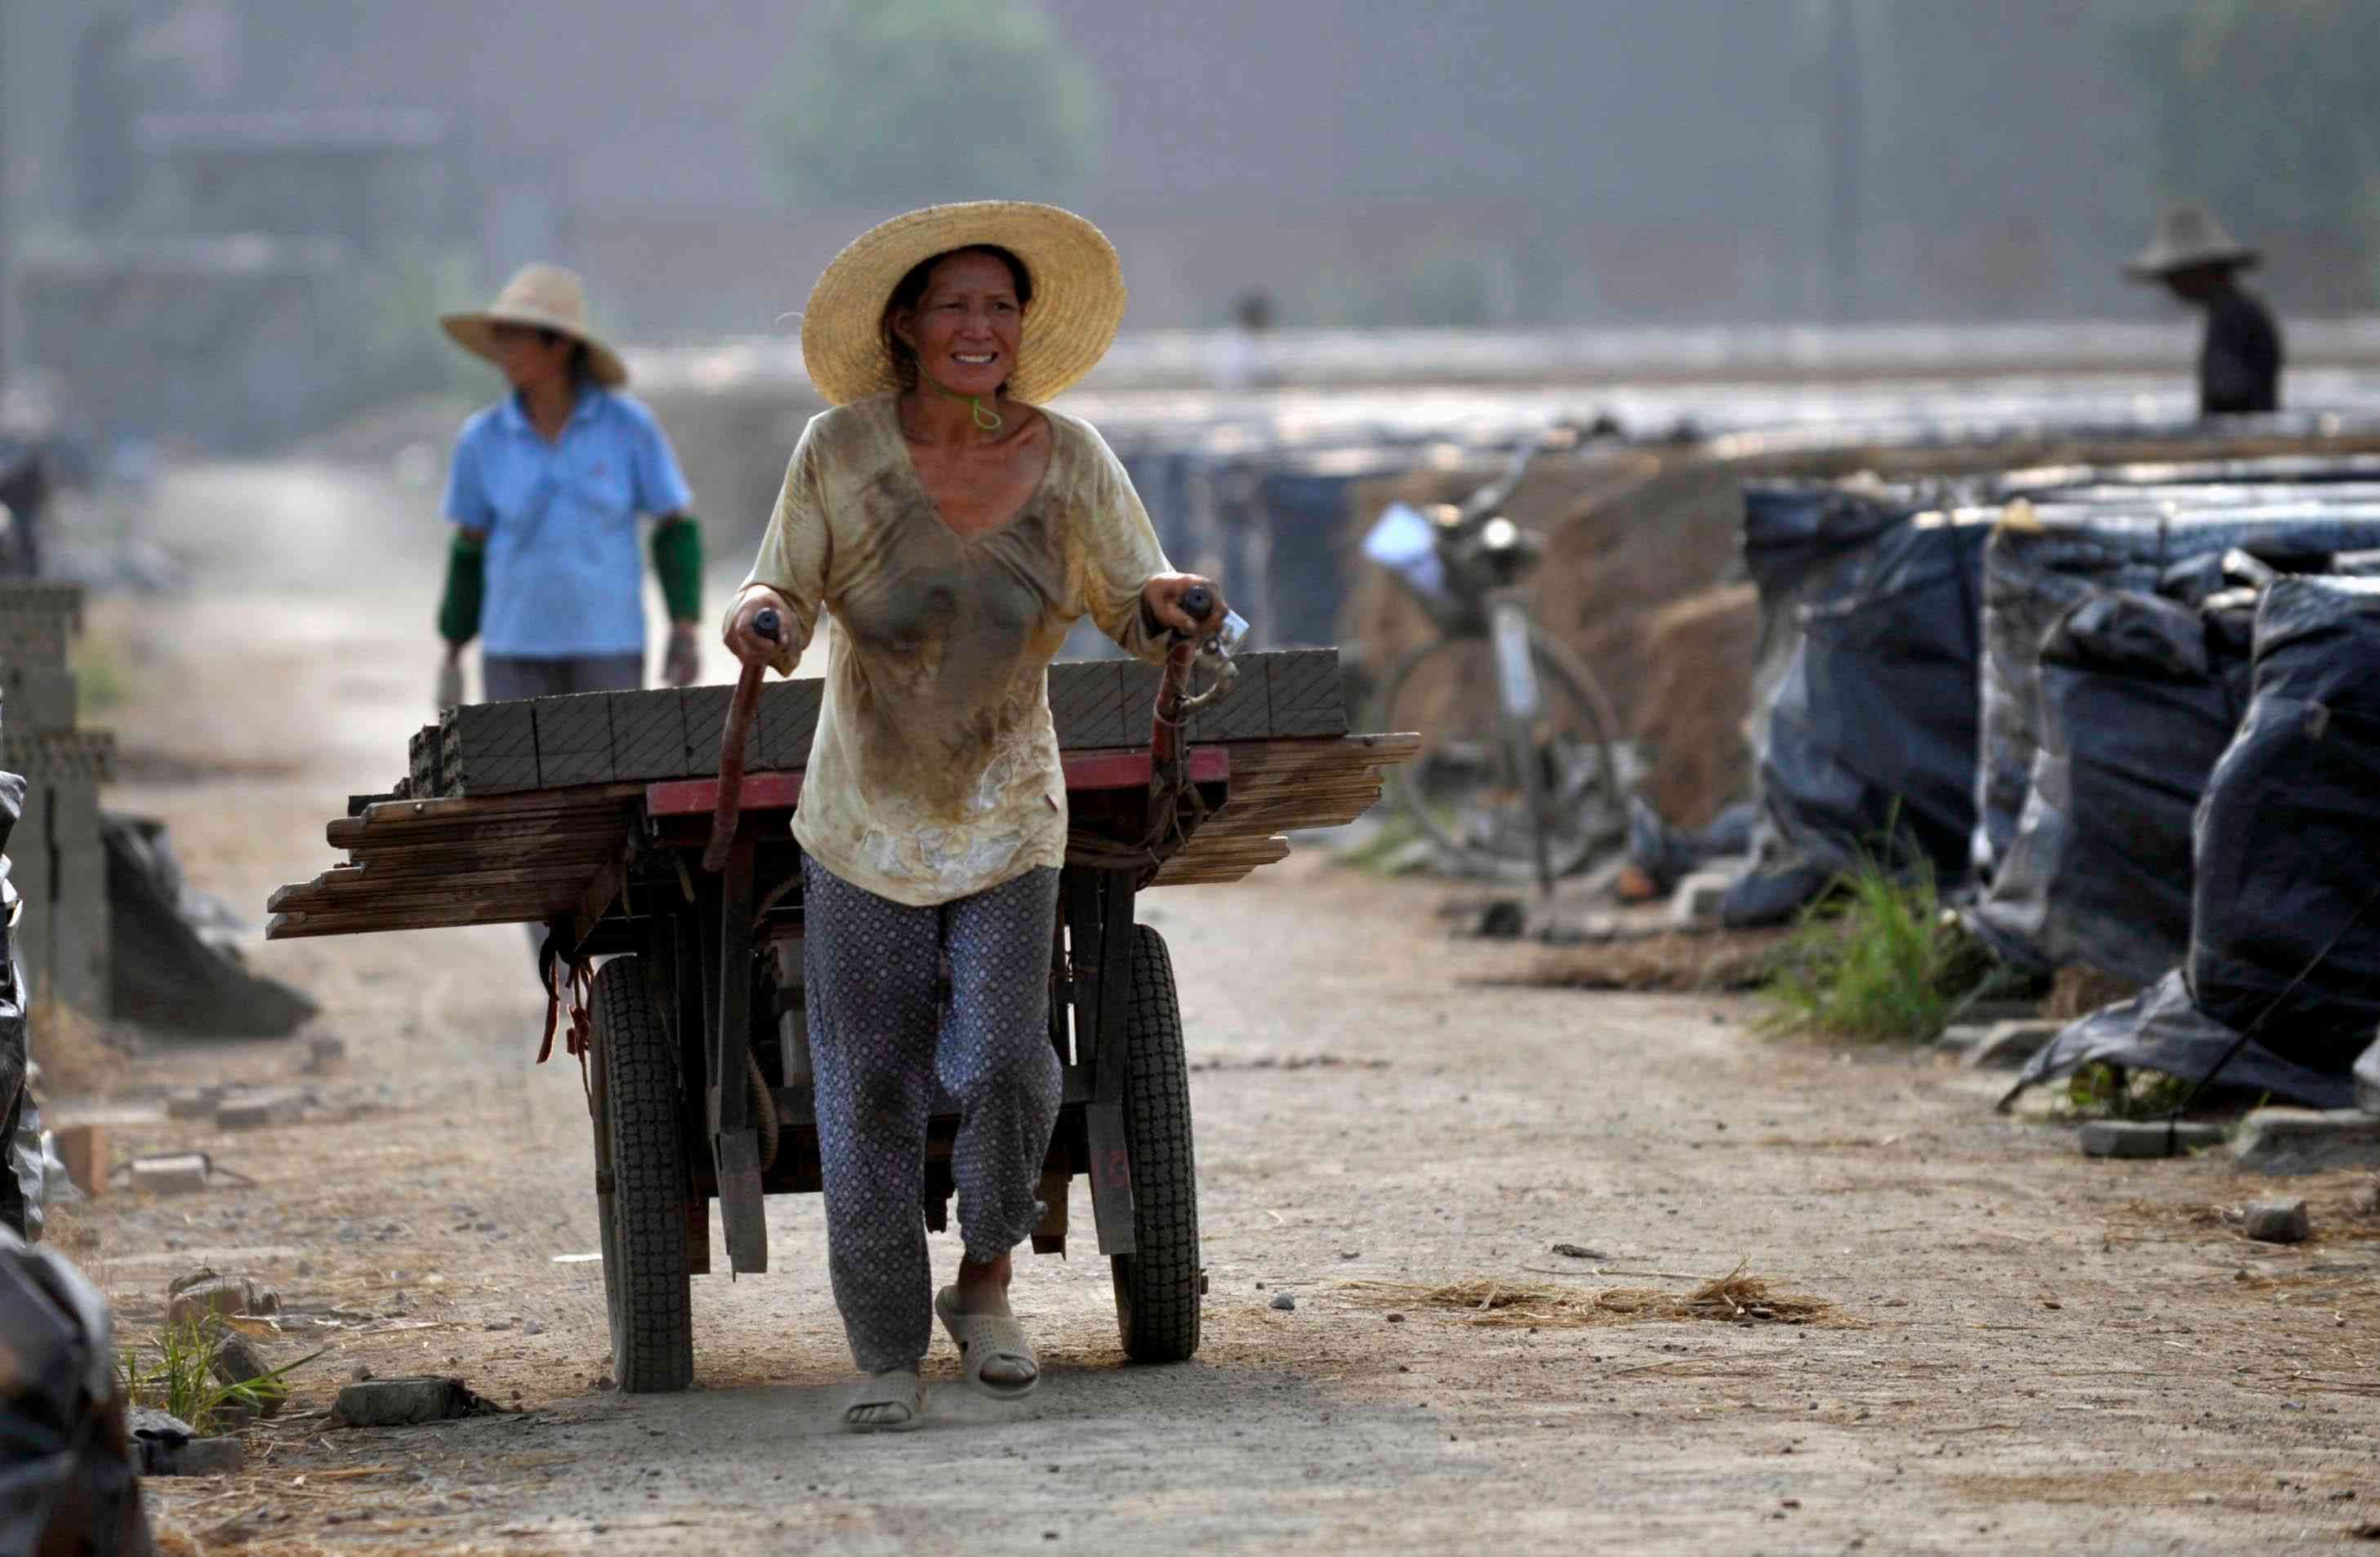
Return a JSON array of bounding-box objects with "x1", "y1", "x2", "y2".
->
[
  {"x1": 897, "y1": 252, "x2": 1025, "y2": 401},
  {"x1": 490, "y1": 323, "x2": 576, "y2": 394}
]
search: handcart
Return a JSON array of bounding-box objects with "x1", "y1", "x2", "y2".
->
[{"x1": 268, "y1": 624, "x2": 1415, "y2": 1391}]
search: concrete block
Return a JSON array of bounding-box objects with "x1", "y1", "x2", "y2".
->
[
  {"x1": 48, "y1": 842, "x2": 107, "y2": 1019},
  {"x1": 440, "y1": 702, "x2": 540, "y2": 794},
  {"x1": 2243, "y1": 1198, "x2": 2311, "y2": 1243},
  {"x1": 756, "y1": 679, "x2": 822, "y2": 770},
  {"x1": 1264, "y1": 648, "x2": 1348, "y2": 738},
  {"x1": 1054, "y1": 661, "x2": 1131, "y2": 749},
  {"x1": 1932, "y1": 1024, "x2": 1990, "y2": 1055},
  {"x1": 0, "y1": 667, "x2": 76, "y2": 733},
  {"x1": 607, "y1": 689, "x2": 689, "y2": 781},
  {"x1": 2232, "y1": 1108, "x2": 2380, "y2": 1176},
  {"x1": 334, "y1": 1376, "x2": 477, "y2": 1425},
  {"x1": 1667, "y1": 870, "x2": 1732, "y2": 927},
  {"x1": 680, "y1": 684, "x2": 760, "y2": 777},
  {"x1": 2077, "y1": 1119, "x2": 2227, "y2": 1158},
  {"x1": 529, "y1": 692, "x2": 614, "y2": 787},
  {"x1": 1963, "y1": 1020, "x2": 2060, "y2": 1071}
]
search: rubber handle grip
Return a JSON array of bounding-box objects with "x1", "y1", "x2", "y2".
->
[
  {"x1": 752, "y1": 606, "x2": 782, "y2": 644},
  {"x1": 1179, "y1": 586, "x2": 1214, "y2": 623}
]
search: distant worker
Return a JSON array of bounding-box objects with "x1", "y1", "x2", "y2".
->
[
  {"x1": 434, "y1": 264, "x2": 704, "y2": 711},
  {"x1": 2124, "y1": 204, "x2": 2283, "y2": 417},
  {"x1": 1209, "y1": 288, "x2": 1277, "y2": 392}
]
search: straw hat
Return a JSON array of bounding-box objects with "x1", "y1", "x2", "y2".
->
[
  {"x1": 799, "y1": 202, "x2": 1125, "y2": 406},
  {"x1": 2124, "y1": 204, "x2": 2259, "y2": 280},
  {"x1": 442, "y1": 263, "x2": 630, "y2": 387}
]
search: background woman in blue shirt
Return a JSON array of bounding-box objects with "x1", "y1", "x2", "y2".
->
[{"x1": 435, "y1": 264, "x2": 706, "y2": 705}]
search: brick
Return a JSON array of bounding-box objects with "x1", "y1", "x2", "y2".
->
[
  {"x1": 439, "y1": 703, "x2": 539, "y2": 794},
  {"x1": 1050, "y1": 661, "x2": 1130, "y2": 748},
  {"x1": 530, "y1": 693, "x2": 615, "y2": 787},
  {"x1": 51, "y1": 1123, "x2": 105, "y2": 1196},
  {"x1": 606, "y1": 689, "x2": 690, "y2": 781},
  {"x1": 680, "y1": 685, "x2": 760, "y2": 778},
  {"x1": 758, "y1": 680, "x2": 823, "y2": 770},
  {"x1": 2232, "y1": 1108, "x2": 2380, "y2": 1176},
  {"x1": 1264, "y1": 648, "x2": 1347, "y2": 737}
]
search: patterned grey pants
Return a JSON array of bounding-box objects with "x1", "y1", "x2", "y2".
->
[{"x1": 802, "y1": 858, "x2": 1063, "y2": 1374}]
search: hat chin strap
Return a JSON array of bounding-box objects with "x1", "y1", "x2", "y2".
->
[{"x1": 922, "y1": 374, "x2": 1004, "y2": 433}]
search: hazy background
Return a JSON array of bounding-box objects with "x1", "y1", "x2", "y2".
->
[{"x1": 7, "y1": 0, "x2": 2379, "y2": 448}]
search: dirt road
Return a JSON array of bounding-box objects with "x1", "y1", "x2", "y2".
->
[{"x1": 51, "y1": 459, "x2": 2380, "y2": 1555}]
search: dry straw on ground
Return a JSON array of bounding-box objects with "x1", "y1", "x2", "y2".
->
[
  {"x1": 29, "y1": 994, "x2": 120, "y2": 1100},
  {"x1": 1499, "y1": 928, "x2": 1790, "y2": 993},
  {"x1": 1341, "y1": 1263, "x2": 1833, "y2": 1328}
]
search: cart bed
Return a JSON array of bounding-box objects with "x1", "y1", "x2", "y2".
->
[{"x1": 267, "y1": 649, "x2": 1415, "y2": 939}]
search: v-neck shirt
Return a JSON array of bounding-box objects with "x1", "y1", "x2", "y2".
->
[{"x1": 734, "y1": 391, "x2": 1173, "y2": 905}]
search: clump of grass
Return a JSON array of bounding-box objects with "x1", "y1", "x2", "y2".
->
[
  {"x1": 68, "y1": 627, "x2": 135, "y2": 715},
  {"x1": 117, "y1": 1314, "x2": 320, "y2": 1434},
  {"x1": 2058, "y1": 1062, "x2": 2199, "y2": 1122},
  {"x1": 1761, "y1": 851, "x2": 1987, "y2": 1043}
]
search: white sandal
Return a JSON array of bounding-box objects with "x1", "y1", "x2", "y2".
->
[
  {"x1": 843, "y1": 1367, "x2": 926, "y2": 1433},
  {"x1": 934, "y1": 1286, "x2": 1041, "y2": 1400}
]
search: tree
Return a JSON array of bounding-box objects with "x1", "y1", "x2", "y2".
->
[{"x1": 755, "y1": 0, "x2": 1108, "y2": 210}]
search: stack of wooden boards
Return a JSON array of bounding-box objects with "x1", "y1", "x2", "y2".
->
[
  {"x1": 267, "y1": 649, "x2": 1418, "y2": 939},
  {"x1": 0, "y1": 582, "x2": 113, "y2": 1013}
]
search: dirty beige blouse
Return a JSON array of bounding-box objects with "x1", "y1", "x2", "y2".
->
[{"x1": 733, "y1": 391, "x2": 1173, "y2": 906}]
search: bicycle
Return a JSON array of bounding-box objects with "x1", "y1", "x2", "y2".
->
[{"x1": 1360, "y1": 427, "x2": 1625, "y2": 897}]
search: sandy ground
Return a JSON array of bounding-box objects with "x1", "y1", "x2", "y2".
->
[{"x1": 41, "y1": 459, "x2": 2380, "y2": 1556}]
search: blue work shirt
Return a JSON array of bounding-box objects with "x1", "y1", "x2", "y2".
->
[{"x1": 443, "y1": 386, "x2": 694, "y2": 658}]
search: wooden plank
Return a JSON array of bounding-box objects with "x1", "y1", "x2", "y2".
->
[
  {"x1": 1261, "y1": 649, "x2": 1348, "y2": 737},
  {"x1": 531, "y1": 693, "x2": 615, "y2": 787},
  {"x1": 267, "y1": 901, "x2": 559, "y2": 939},
  {"x1": 608, "y1": 687, "x2": 690, "y2": 781},
  {"x1": 757, "y1": 679, "x2": 823, "y2": 771},
  {"x1": 439, "y1": 702, "x2": 540, "y2": 794}
]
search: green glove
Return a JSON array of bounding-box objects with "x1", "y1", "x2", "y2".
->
[
  {"x1": 651, "y1": 515, "x2": 702, "y2": 623},
  {"x1": 439, "y1": 532, "x2": 485, "y2": 646}
]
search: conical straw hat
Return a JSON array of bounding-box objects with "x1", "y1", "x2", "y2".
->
[
  {"x1": 442, "y1": 263, "x2": 630, "y2": 387},
  {"x1": 2125, "y1": 204, "x2": 2259, "y2": 280},
  {"x1": 800, "y1": 202, "x2": 1125, "y2": 407}
]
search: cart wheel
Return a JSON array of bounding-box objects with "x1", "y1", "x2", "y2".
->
[
  {"x1": 1111, "y1": 923, "x2": 1201, "y2": 1363},
  {"x1": 591, "y1": 957, "x2": 694, "y2": 1393}
]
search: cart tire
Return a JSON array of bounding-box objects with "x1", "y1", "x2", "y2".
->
[
  {"x1": 1110, "y1": 924, "x2": 1201, "y2": 1363},
  {"x1": 591, "y1": 957, "x2": 694, "y2": 1393}
]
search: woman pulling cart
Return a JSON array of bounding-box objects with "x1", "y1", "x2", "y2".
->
[{"x1": 720, "y1": 203, "x2": 1227, "y2": 1431}]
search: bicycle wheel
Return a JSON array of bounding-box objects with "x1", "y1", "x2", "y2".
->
[{"x1": 1372, "y1": 625, "x2": 1625, "y2": 879}]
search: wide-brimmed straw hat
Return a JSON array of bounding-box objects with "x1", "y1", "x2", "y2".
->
[
  {"x1": 441, "y1": 263, "x2": 630, "y2": 387},
  {"x1": 800, "y1": 202, "x2": 1125, "y2": 406},
  {"x1": 2124, "y1": 204, "x2": 2259, "y2": 280}
]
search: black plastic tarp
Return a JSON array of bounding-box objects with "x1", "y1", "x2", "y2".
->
[
  {"x1": 0, "y1": 1230, "x2": 154, "y2": 1555},
  {"x1": 2009, "y1": 577, "x2": 2380, "y2": 1106},
  {"x1": 105, "y1": 815, "x2": 318, "y2": 1038},
  {"x1": 2187, "y1": 577, "x2": 2380, "y2": 1066},
  {"x1": 1727, "y1": 494, "x2": 1992, "y2": 924},
  {"x1": 1973, "y1": 500, "x2": 2380, "y2": 881},
  {"x1": 1967, "y1": 588, "x2": 2254, "y2": 981}
]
